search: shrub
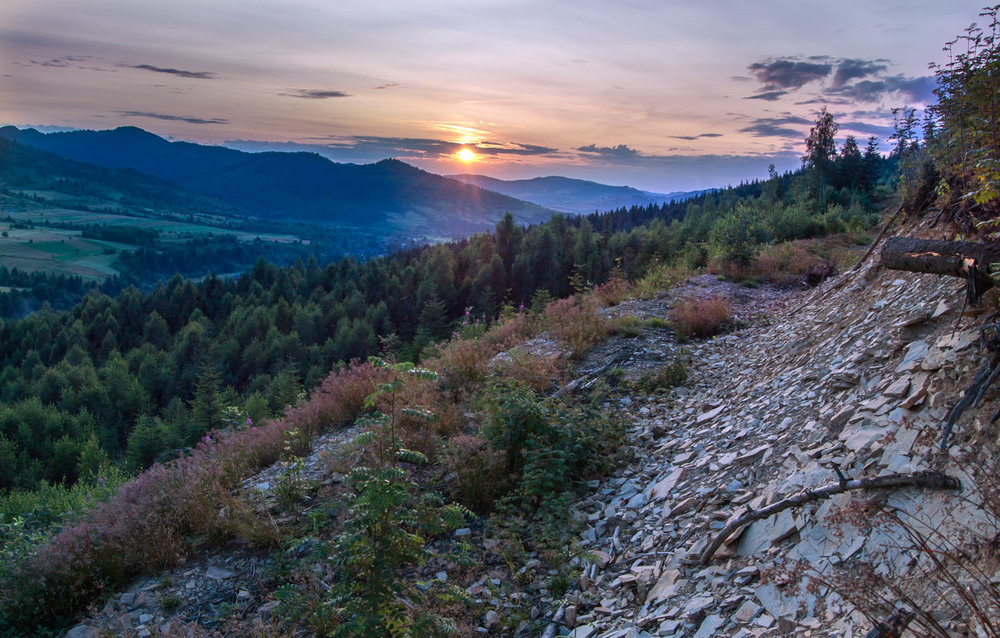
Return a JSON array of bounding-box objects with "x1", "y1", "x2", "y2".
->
[
  {"x1": 424, "y1": 335, "x2": 493, "y2": 394},
  {"x1": 321, "y1": 361, "x2": 468, "y2": 637},
  {"x1": 633, "y1": 262, "x2": 695, "y2": 299},
  {"x1": 592, "y1": 275, "x2": 631, "y2": 306},
  {"x1": 438, "y1": 434, "x2": 511, "y2": 513},
  {"x1": 543, "y1": 296, "x2": 614, "y2": 359},
  {"x1": 479, "y1": 382, "x2": 625, "y2": 527},
  {"x1": 615, "y1": 316, "x2": 643, "y2": 338},
  {"x1": 486, "y1": 311, "x2": 540, "y2": 352},
  {"x1": 282, "y1": 361, "x2": 387, "y2": 438},
  {"x1": 491, "y1": 346, "x2": 564, "y2": 394},
  {"x1": 708, "y1": 205, "x2": 768, "y2": 270},
  {"x1": 630, "y1": 356, "x2": 688, "y2": 394},
  {"x1": 751, "y1": 241, "x2": 824, "y2": 283},
  {"x1": 669, "y1": 295, "x2": 732, "y2": 340}
]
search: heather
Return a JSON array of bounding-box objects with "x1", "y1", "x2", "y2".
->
[
  {"x1": 0, "y1": 362, "x2": 383, "y2": 635},
  {"x1": 0, "y1": 287, "x2": 633, "y2": 635}
]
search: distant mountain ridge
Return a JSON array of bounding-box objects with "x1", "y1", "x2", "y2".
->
[
  {"x1": 0, "y1": 126, "x2": 555, "y2": 237},
  {"x1": 448, "y1": 174, "x2": 709, "y2": 215},
  {"x1": 0, "y1": 136, "x2": 238, "y2": 216}
]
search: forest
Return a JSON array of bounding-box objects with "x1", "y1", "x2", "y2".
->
[{"x1": 0, "y1": 119, "x2": 898, "y2": 494}]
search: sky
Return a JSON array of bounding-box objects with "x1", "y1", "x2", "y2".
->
[{"x1": 0, "y1": 0, "x2": 988, "y2": 193}]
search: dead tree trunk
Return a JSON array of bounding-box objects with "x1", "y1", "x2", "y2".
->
[
  {"x1": 698, "y1": 471, "x2": 961, "y2": 566},
  {"x1": 880, "y1": 237, "x2": 1000, "y2": 300}
]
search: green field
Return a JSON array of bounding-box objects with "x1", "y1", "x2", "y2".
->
[
  {"x1": 0, "y1": 207, "x2": 303, "y2": 280},
  {"x1": 0, "y1": 223, "x2": 120, "y2": 280}
]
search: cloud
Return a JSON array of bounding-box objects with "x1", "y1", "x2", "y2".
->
[
  {"x1": 744, "y1": 90, "x2": 788, "y2": 101},
  {"x1": 283, "y1": 89, "x2": 352, "y2": 99},
  {"x1": 748, "y1": 58, "x2": 832, "y2": 90},
  {"x1": 576, "y1": 144, "x2": 641, "y2": 161},
  {"x1": 832, "y1": 58, "x2": 888, "y2": 87},
  {"x1": 744, "y1": 56, "x2": 911, "y2": 103},
  {"x1": 31, "y1": 55, "x2": 92, "y2": 68},
  {"x1": 130, "y1": 64, "x2": 216, "y2": 79},
  {"x1": 839, "y1": 120, "x2": 895, "y2": 138},
  {"x1": 224, "y1": 135, "x2": 556, "y2": 162},
  {"x1": 116, "y1": 111, "x2": 228, "y2": 124},
  {"x1": 474, "y1": 140, "x2": 558, "y2": 156},
  {"x1": 670, "y1": 133, "x2": 723, "y2": 140},
  {"x1": 738, "y1": 115, "x2": 812, "y2": 138},
  {"x1": 825, "y1": 74, "x2": 936, "y2": 103},
  {"x1": 373, "y1": 83, "x2": 400, "y2": 90}
]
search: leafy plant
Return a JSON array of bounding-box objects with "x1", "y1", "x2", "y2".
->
[
  {"x1": 629, "y1": 356, "x2": 688, "y2": 394},
  {"x1": 321, "y1": 357, "x2": 468, "y2": 637}
]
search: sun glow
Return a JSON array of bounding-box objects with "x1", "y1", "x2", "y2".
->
[{"x1": 457, "y1": 148, "x2": 477, "y2": 162}]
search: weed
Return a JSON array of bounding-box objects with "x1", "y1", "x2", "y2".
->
[
  {"x1": 491, "y1": 347, "x2": 564, "y2": 395},
  {"x1": 629, "y1": 356, "x2": 688, "y2": 394},
  {"x1": 615, "y1": 316, "x2": 643, "y2": 338},
  {"x1": 0, "y1": 361, "x2": 388, "y2": 635},
  {"x1": 633, "y1": 261, "x2": 696, "y2": 299},
  {"x1": 438, "y1": 434, "x2": 511, "y2": 513},
  {"x1": 162, "y1": 594, "x2": 182, "y2": 611},
  {"x1": 592, "y1": 275, "x2": 631, "y2": 306},
  {"x1": 642, "y1": 316, "x2": 672, "y2": 330},
  {"x1": 320, "y1": 358, "x2": 469, "y2": 636}
]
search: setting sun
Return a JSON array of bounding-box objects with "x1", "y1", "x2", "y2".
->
[{"x1": 457, "y1": 148, "x2": 476, "y2": 162}]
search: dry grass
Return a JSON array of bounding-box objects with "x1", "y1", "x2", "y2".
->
[
  {"x1": 592, "y1": 275, "x2": 632, "y2": 306},
  {"x1": 543, "y1": 295, "x2": 616, "y2": 359},
  {"x1": 669, "y1": 295, "x2": 732, "y2": 340}
]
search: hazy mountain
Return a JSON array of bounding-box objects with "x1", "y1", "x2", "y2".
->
[
  {"x1": 448, "y1": 174, "x2": 709, "y2": 215},
  {"x1": 0, "y1": 126, "x2": 556, "y2": 236},
  {"x1": 0, "y1": 136, "x2": 238, "y2": 216}
]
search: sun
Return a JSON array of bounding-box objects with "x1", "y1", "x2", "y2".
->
[{"x1": 456, "y1": 148, "x2": 476, "y2": 163}]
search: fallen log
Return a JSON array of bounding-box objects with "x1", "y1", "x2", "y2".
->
[
  {"x1": 698, "y1": 470, "x2": 961, "y2": 566},
  {"x1": 880, "y1": 237, "x2": 1000, "y2": 300}
]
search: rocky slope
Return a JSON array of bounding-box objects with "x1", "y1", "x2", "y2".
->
[{"x1": 565, "y1": 255, "x2": 996, "y2": 636}]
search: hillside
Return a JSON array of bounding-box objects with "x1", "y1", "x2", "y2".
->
[
  {"x1": 448, "y1": 173, "x2": 707, "y2": 215},
  {"x1": 36, "y1": 218, "x2": 1000, "y2": 637},
  {"x1": 0, "y1": 126, "x2": 557, "y2": 236}
]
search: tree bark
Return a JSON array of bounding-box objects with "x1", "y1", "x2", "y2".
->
[
  {"x1": 880, "y1": 237, "x2": 1000, "y2": 296},
  {"x1": 698, "y1": 471, "x2": 961, "y2": 566}
]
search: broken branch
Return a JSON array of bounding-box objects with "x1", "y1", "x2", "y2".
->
[
  {"x1": 698, "y1": 471, "x2": 961, "y2": 566},
  {"x1": 941, "y1": 348, "x2": 1000, "y2": 449}
]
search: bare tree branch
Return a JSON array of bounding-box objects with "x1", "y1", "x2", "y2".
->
[{"x1": 698, "y1": 471, "x2": 961, "y2": 566}]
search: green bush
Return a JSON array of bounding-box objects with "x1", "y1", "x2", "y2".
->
[
  {"x1": 630, "y1": 356, "x2": 688, "y2": 394},
  {"x1": 319, "y1": 359, "x2": 468, "y2": 637},
  {"x1": 479, "y1": 381, "x2": 624, "y2": 533}
]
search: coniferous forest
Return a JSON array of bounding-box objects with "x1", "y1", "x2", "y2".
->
[{"x1": 0, "y1": 132, "x2": 895, "y2": 493}]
